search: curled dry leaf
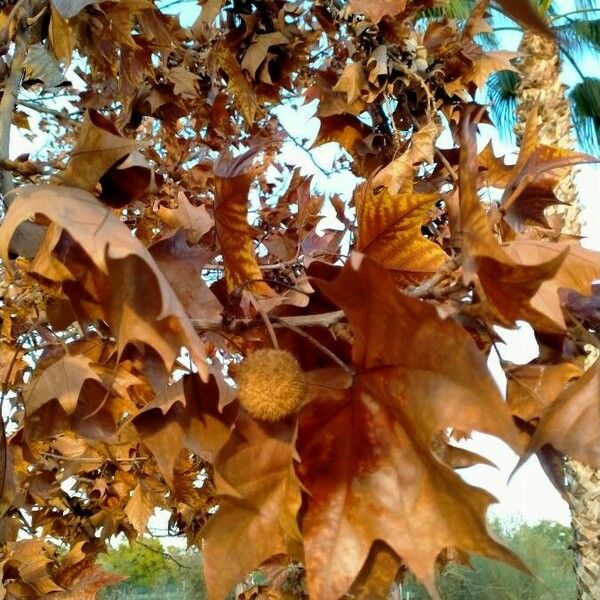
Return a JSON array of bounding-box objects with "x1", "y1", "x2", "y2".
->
[
  {"x1": 0, "y1": 185, "x2": 209, "y2": 379},
  {"x1": 214, "y1": 144, "x2": 279, "y2": 297},
  {"x1": 459, "y1": 107, "x2": 569, "y2": 332},
  {"x1": 523, "y1": 361, "x2": 600, "y2": 469},
  {"x1": 132, "y1": 373, "x2": 236, "y2": 488}
]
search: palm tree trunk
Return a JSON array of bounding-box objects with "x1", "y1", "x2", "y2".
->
[{"x1": 516, "y1": 30, "x2": 600, "y2": 600}]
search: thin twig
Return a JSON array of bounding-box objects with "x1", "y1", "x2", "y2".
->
[
  {"x1": 41, "y1": 451, "x2": 149, "y2": 463},
  {"x1": 272, "y1": 317, "x2": 353, "y2": 374},
  {"x1": 405, "y1": 258, "x2": 460, "y2": 298},
  {"x1": 136, "y1": 539, "x2": 194, "y2": 570},
  {"x1": 18, "y1": 99, "x2": 82, "y2": 125}
]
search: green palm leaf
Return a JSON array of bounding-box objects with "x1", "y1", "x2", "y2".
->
[
  {"x1": 570, "y1": 77, "x2": 600, "y2": 154},
  {"x1": 486, "y1": 70, "x2": 520, "y2": 143}
]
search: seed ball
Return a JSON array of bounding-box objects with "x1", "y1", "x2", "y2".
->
[{"x1": 234, "y1": 349, "x2": 306, "y2": 422}]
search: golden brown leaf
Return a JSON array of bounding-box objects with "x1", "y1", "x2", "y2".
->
[
  {"x1": 297, "y1": 254, "x2": 523, "y2": 599},
  {"x1": 372, "y1": 121, "x2": 439, "y2": 195},
  {"x1": 524, "y1": 361, "x2": 600, "y2": 468},
  {"x1": 155, "y1": 191, "x2": 214, "y2": 244},
  {"x1": 202, "y1": 412, "x2": 303, "y2": 600},
  {"x1": 132, "y1": 373, "x2": 236, "y2": 487},
  {"x1": 506, "y1": 361, "x2": 583, "y2": 423},
  {"x1": 0, "y1": 185, "x2": 209, "y2": 378},
  {"x1": 354, "y1": 182, "x2": 446, "y2": 285},
  {"x1": 214, "y1": 146, "x2": 277, "y2": 297},
  {"x1": 59, "y1": 111, "x2": 143, "y2": 194},
  {"x1": 24, "y1": 354, "x2": 102, "y2": 416},
  {"x1": 459, "y1": 107, "x2": 568, "y2": 332},
  {"x1": 348, "y1": 0, "x2": 407, "y2": 24}
]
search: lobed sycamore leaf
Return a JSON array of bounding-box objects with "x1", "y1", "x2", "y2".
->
[
  {"x1": 202, "y1": 411, "x2": 303, "y2": 600},
  {"x1": 0, "y1": 185, "x2": 209, "y2": 379},
  {"x1": 354, "y1": 182, "x2": 447, "y2": 286},
  {"x1": 295, "y1": 254, "x2": 524, "y2": 599}
]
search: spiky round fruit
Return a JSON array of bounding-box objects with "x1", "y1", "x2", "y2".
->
[{"x1": 234, "y1": 349, "x2": 306, "y2": 422}]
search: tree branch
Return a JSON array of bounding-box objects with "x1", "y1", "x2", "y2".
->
[{"x1": 0, "y1": 15, "x2": 31, "y2": 195}]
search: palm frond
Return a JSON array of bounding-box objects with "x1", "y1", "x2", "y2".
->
[
  {"x1": 570, "y1": 77, "x2": 600, "y2": 155},
  {"x1": 419, "y1": 0, "x2": 473, "y2": 20},
  {"x1": 556, "y1": 19, "x2": 600, "y2": 53},
  {"x1": 486, "y1": 70, "x2": 520, "y2": 144},
  {"x1": 574, "y1": 0, "x2": 600, "y2": 11}
]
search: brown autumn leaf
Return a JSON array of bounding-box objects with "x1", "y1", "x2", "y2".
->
[
  {"x1": 202, "y1": 411, "x2": 303, "y2": 600},
  {"x1": 348, "y1": 0, "x2": 407, "y2": 24},
  {"x1": 3, "y1": 540, "x2": 63, "y2": 596},
  {"x1": 241, "y1": 32, "x2": 289, "y2": 82},
  {"x1": 132, "y1": 373, "x2": 236, "y2": 487},
  {"x1": 499, "y1": 107, "x2": 599, "y2": 224},
  {"x1": 214, "y1": 145, "x2": 278, "y2": 297},
  {"x1": 209, "y1": 43, "x2": 259, "y2": 125},
  {"x1": 523, "y1": 361, "x2": 600, "y2": 469},
  {"x1": 124, "y1": 482, "x2": 154, "y2": 536},
  {"x1": 155, "y1": 191, "x2": 214, "y2": 243},
  {"x1": 458, "y1": 106, "x2": 568, "y2": 332},
  {"x1": 332, "y1": 63, "x2": 368, "y2": 105},
  {"x1": 0, "y1": 185, "x2": 209, "y2": 378},
  {"x1": 59, "y1": 111, "x2": 144, "y2": 194},
  {"x1": 49, "y1": 6, "x2": 74, "y2": 66},
  {"x1": 50, "y1": 558, "x2": 126, "y2": 599},
  {"x1": 149, "y1": 230, "x2": 223, "y2": 325},
  {"x1": 297, "y1": 254, "x2": 523, "y2": 600},
  {"x1": 503, "y1": 241, "x2": 600, "y2": 329},
  {"x1": 506, "y1": 361, "x2": 583, "y2": 424},
  {"x1": 23, "y1": 354, "x2": 102, "y2": 416},
  {"x1": 354, "y1": 182, "x2": 447, "y2": 285},
  {"x1": 372, "y1": 121, "x2": 439, "y2": 195}
]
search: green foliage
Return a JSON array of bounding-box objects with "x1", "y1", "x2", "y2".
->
[
  {"x1": 98, "y1": 539, "x2": 206, "y2": 600},
  {"x1": 399, "y1": 520, "x2": 576, "y2": 599}
]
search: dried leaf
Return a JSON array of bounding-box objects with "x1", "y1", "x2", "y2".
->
[
  {"x1": 0, "y1": 185, "x2": 209, "y2": 378},
  {"x1": 214, "y1": 146, "x2": 277, "y2": 297},
  {"x1": 525, "y1": 361, "x2": 600, "y2": 468},
  {"x1": 348, "y1": 0, "x2": 407, "y2": 24},
  {"x1": 24, "y1": 354, "x2": 102, "y2": 416},
  {"x1": 372, "y1": 122, "x2": 439, "y2": 195},
  {"x1": 297, "y1": 254, "x2": 523, "y2": 599},
  {"x1": 202, "y1": 412, "x2": 302, "y2": 600},
  {"x1": 124, "y1": 482, "x2": 154, "y2": 536},
  {"x1": 354, "y1": 182, "x2": 446, "y2": 285},
  {"x1": 132, "y1": 373, "x2": 236, "y2": 486},
  {"x1": 59, "y1": 111, "x2": 143, "y2": 194}
]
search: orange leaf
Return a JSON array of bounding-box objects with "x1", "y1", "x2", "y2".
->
[
  {"x1": 297, "y1": 254, "x2": 523, "y2": 599},
  {"x1": 202, "y1": 412, "x2": 303, "y2": 600},
  {"x1": 355, "y1": 182, "x2": 446, "y2": 285},
  {"x1": 214, "y1": 146, "x2": 278, "y2": 297}
]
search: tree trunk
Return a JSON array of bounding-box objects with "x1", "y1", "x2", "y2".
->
[
  {"x1": 515, "y1": 30, "x2": 581, "y2": 235},
  {"x1": 515, "y1": 31, "x2": 600, "y2": 600}
]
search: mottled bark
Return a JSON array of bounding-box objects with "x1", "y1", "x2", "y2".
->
[
  {"x1": 516, "y1": 30, "x2": 600, "y2": 600},
  {"x1": 515, "y1": 31, "x2": 581, "y2": 235}
]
